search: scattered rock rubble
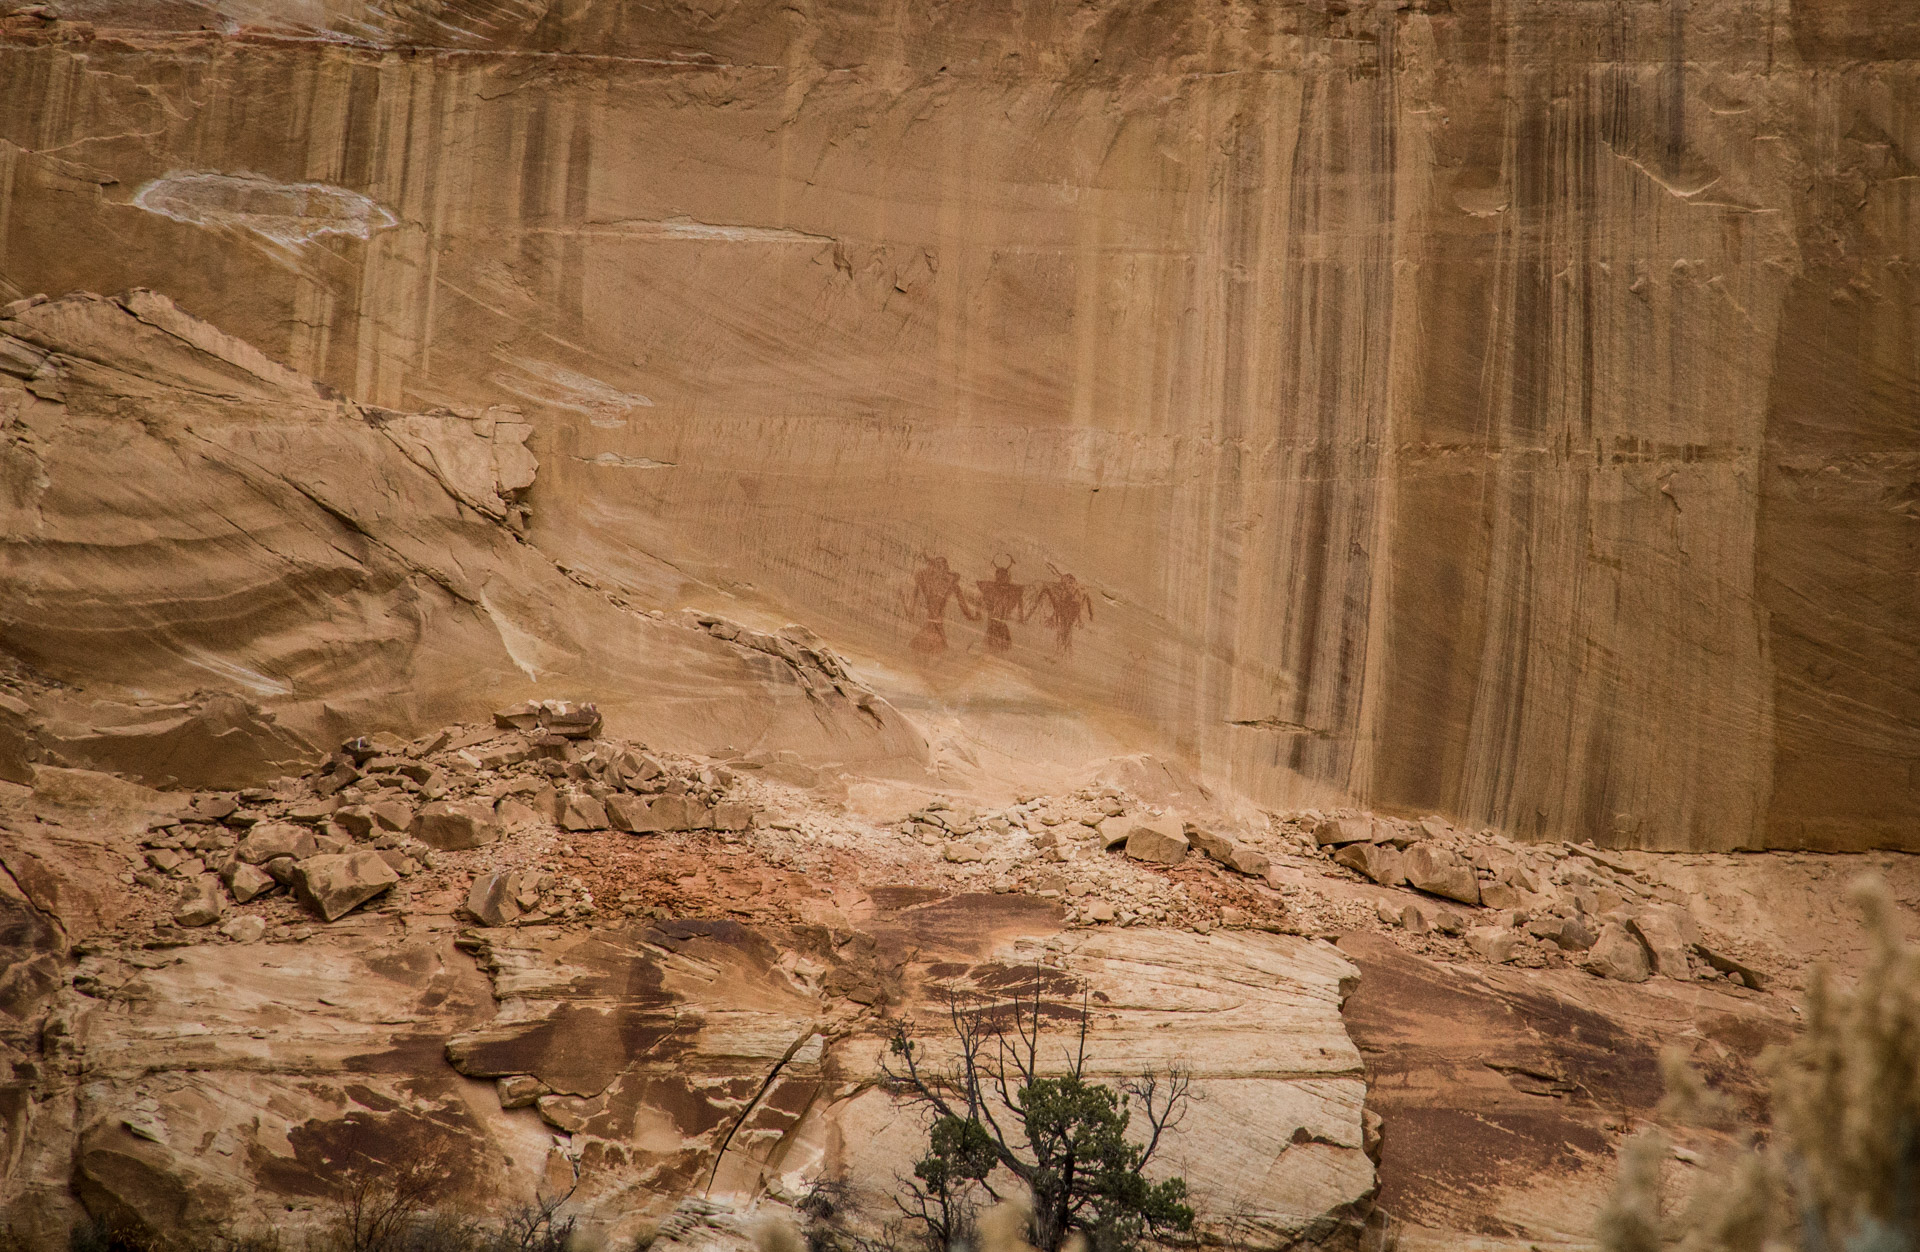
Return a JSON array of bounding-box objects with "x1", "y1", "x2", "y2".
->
[
  {"x1": 114, "y1": 701, "x2": 1769, "y2": 991},
  {"x1": 8, "y1": 689, "x2": 1862, "y2": 1252},
  {"x1": 1293, "y1": 809, "x2": 1768, "y2": 988},
  {"x1": 127, "y1": 699, "x2": 761, "y2": 939}
]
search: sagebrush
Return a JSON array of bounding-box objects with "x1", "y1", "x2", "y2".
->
[{"x1": 1597, "y1": 877, "x2": 1920, "y2": 1252}]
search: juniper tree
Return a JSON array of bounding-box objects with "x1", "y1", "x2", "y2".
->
[{"x1": 880, "y1": 975, "x2": 1195, "y2": 1252}]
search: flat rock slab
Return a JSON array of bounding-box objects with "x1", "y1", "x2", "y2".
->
[
  {"x1": 769, "y1": 928, "x2": 1373, "y2": 1249},
  {"x1": 49, "y1": 924, "x2": 511, "y2": 1244},
  {"x1": 1334, "y1": 931, "x2": 1796, "y2": 1251}
]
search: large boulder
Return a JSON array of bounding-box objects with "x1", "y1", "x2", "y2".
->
[
  {"x1": 1626, "y1": 906, "x2": 1700, "y2": 978},
  {"x1": 172, "y1": 875, "x2": 226, "y2": 927},
  {"x1": 1400, "y1": 899, "x2": 1466, "y2": 936},
  {"x1": 1583, "y1": 923, "x2": 1652, "y2": 983},
  {"x1": 411, "y1": 800, "x2": 501, "y2": 850},
  {"x1": 1186, "y1": 825, "x2": 1270, "y2": 877},
  {"x1": 369, "y1": 799, "x2": 415, "y2": 832},
  {"x1": 1124, "y1": 816, "x2": 1188, "y2": 865},
  {"x1": 1227, "y1": 844, "x2": 1271, "y2": 878},
  {"x1": 560, "y1": 793, "x2": 610, "y2": 831},
  {"x1": 291, "y1": 851, "x2": 399, "y2": 921},
  {"x1": 1529, "y1": 914, "x2": 1597, "y2": 952},
  {"x1": 604, "y1": 794, "x2": 649, "y2": 832},
  {"x1": 234, "y1": 822, "x2": 314, "y2": 864},
  {"x1": 1478, "y1": 880, "x2": 1526, "y2": 910},
  {"x1": 1500, "y1": 862, "x2": 1541, "y2": 893},
  {"x1": 1465, "y1": 926, "x2": 1518, "y2": 964},
  {"x1": 1314, "y1": 816, "x2": 1375, "y2": 847},
  {"x1": 496, "y1": 798, "x2": 545, "y2": 830},
  {"x1": 1186, "y1": 826, "x2": 1237, "y2": 864},
  {"x1": 604, "y1": 749, "x2": 663, "y2": 789},
  {"x1": 492, "y1": 700, "x2": 602, "y2": 739},
  {"x1": 1401, "y1": 843, "x2": 1481, "y2": 905},
  {"x1": 222, "y1": 861, "x2": 275, "y2": 904},
  {"x1": 464, "y1": 872, "x2": 526, "y2": 927},
  {"x1": 218, "y1": 915, "x2": 266, "y2": 943},
  {"x1": 1334, "y1": 841, "x2": 1404, "y2": 887},
  {"x1": 609, "y1": 794, "x2": 713, "y2": 833},
  {"x1": 541, "y1": 702, "x2": 602, "y2": 739}
]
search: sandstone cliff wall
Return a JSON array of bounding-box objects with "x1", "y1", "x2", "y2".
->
[{"x1": 0, "y1": 0, "x2": 1915, "y2": 849}]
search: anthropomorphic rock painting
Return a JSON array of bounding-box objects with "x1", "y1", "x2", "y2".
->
[
  {"x1": 906, "y1": 555, "x2": 978, "y2": 654},
  {"x1": 975, "y1": 557, "x2": 1029, "y2": 654},
  {"x1": 1035, "y1": 566, "x2": 1094, "y2": 655}
]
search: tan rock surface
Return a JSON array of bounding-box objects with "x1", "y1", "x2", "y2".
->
[
  {"x1": 779, "y1": 927, "x2": 1372, "y2": 1250},
  {"x1": 0, "y1": 292, "x2": 920, "y2": 788},
  {"x1": 1336, "y1": 930, "x2": 1796, "y2": 1252}
]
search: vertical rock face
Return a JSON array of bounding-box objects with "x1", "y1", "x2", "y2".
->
[{"x1": 0, "y1": 2, "x2": 1916, "y2": 850}]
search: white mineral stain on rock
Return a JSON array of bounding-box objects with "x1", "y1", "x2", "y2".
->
[
  {"x1": 576, "y1": 452, "x2": 675, "y2": 469},
  {"x1": 132, "y1": 171, "x2": 398, "y2": 246},
  {"x1": 173, "y1": 644, "x2": 295, "y2": 698},
  {"x1": 490, "y1": 354, "x2": 653, "y2": 426}
]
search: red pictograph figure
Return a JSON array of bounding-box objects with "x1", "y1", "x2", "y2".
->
[
  {"x1": 906, "y1": 555, "x2": 978, "y2": 654},
  {"x1": 1034, "y1": 566, "x2": 1094, "y2": 655},
  {"x1": 974, "y1": 556, "x2": 1029, "y2": 654}
]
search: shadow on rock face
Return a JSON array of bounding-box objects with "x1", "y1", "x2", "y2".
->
[
  {"x1": 255, "y1": 1106, "x2": 500, "y2": 1202},
  {"x1": 1334, "y1": 929, "x2": 1787, "y2": 1243},
  {"x1": 36, "y1": 693, "x2": 318, "y2": 790}
]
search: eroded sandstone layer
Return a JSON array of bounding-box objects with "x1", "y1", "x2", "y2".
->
[
  {"x1": 2, "y1": 1, "x2": 1918, "y2": 850},
  {"x1": 0, "y1": 290, "x2": 919, "y2": 780}
]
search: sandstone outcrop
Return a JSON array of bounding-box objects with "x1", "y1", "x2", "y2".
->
[
  {"x1": 3, "y1": 713, "x2": 1914, "y2": 1251},
  {"x1": 0, "y1": 293, "x2": 920, "y2": 790}
]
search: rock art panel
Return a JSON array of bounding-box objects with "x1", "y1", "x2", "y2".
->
[{"x1": 904, "y1": 555, "x2": 1095, "y2": 660}]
